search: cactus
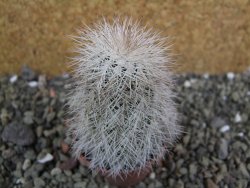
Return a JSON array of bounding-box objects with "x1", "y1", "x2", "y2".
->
[{"x1": 67, "y1": 18, "x2": 181, "y2": 176}]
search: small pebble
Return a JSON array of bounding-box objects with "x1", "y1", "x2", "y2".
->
[
  {"x1": 217, "y1": 138, "x2": 229, "y2": 159},
  {"x1": 238, "y1": 132, "x2": 244, "y2": 137},
  {"x1": 210, "y1": 117, "x2": 226, "y2": 128},
  {"x1": 21, "y1": 65, "x2": 36, "y2": 80},
  {"x1": 1, "y1": 123, "x2": 35, "y2": 146},
  {"x1": 59, "y1": 158, "x2": 78, "y2": 170},
  {"x1": 227, "y1": 72, "x2": 235, "y2": 80},
  {"x1": 38, "y1": 75, "x2": 47, "y2": 88},
  {"x1": 64, "y1": 170, "x2": 72, "y2": 176},
  {"x1": 149, "y1": 172, "x2": 156, "y2": 179},
  {"x1": 206, "y1": 178, "x2": 218, "y2": 188},
  {"x1": 74, "y1": 182, "x2": 87, "y2": 188},
  {"x1": 234, "y1": 113, "x2": 242, "y2": 123},
  {"x1": 239, "y1": 163, "x2": 250, "y2": 178},
  {"x1": 22, "y1": 159, "x2": 31, "y2": 170},
  {"x1": 36, "y1": 126, "x2": 43, "y2": 137},
  {"x1": 28, "y1": 81, "x2": 38, "y2": 87},
  {"x1": 24, "y1": 150, "x2": 36, "y2": 160},
  {"x1": 37, "y1": 153, "x2": 54, "y2": 163},
  {"x1": 16, "y1": 178, "x2": 25, "y2": 184},
  {"x1": 9, "y1": 75, "x2": 18, "y2": 83},
  {"x1": 33, "y1": 177, "x2": 45, "y2": 188},
  {"x1": 220, "y1": 125, "x2": 230, "y2": 133},
  {"x1": 180, "y1": 167, "x2": 188, "y2": 175},
  {"x1": 184, "y1": 80, "x2": 191, "y2": 88},
  {"x1": 203, "y1": 73, "x2": 209, "y2": 79},
  {"x1": 61, "y1": 141, "x2": 70, "y2": 153},
  {"x1": 51, "y1": 167, "x2": 62, "y2": 176},
  {"x1": 2, "y1": 148, "x2": 15, "y2": 159}
]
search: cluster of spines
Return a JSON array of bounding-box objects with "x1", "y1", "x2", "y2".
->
[{"x1": 67, "y1": 18, "x2": 181, "y2": 176}]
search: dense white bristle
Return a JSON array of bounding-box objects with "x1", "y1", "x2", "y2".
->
[{"x1": 67, "y1": 18, "x2": 181, "y2": 176}]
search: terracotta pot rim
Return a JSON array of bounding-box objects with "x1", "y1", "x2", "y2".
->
[
  {"x1": 78, "y1": 153, "x2": 160, "y2": 175},
  {"x1": 61, "y1": 141, "x2": 164, "y2": 187},
  {"x1": 78, "y1": 154, "x2": 154, "y2": 187}
]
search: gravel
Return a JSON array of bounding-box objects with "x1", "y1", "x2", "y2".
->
[{"x1": 0, "y1": 69, "x2": 250, "y2": 187}]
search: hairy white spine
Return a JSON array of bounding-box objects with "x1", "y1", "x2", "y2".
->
[{"x1": 67, "y1": 18, "x2": 181, "y2": 176}]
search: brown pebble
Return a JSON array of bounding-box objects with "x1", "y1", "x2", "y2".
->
[
  {"x1": 59, "y1": 158, "x2": 78, "y2": 170},
  {"x1": 206, "y1": 179, "x2": 218, "y2": 188},
  {"x1": 49, "y1": 88, "x2": 56, "y2": 98},
  {"x1": 61, "y1": 141, "x2": 70, "y2": 153}
]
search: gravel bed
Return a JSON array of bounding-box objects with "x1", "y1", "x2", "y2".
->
[{"x1": 0, "y1": 67, "x2": 250, "y2": 188}]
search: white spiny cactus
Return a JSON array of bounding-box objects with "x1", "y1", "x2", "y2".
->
[{"x1": 67, "y1": 18, "x2": 181, "y2": 176}]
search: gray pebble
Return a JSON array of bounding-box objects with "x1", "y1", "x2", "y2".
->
[
  {"x1": 22, "y1": 159, "x2": 31, "y2": 170},
  {"x1": 46, "y1": 112, "x2": 56, "y2": 122},
  {"x1": 1, "y1": 122, "x2": 35, "y2": 146},
  {"x1": 0, "y1": 109, "x2": 10, "y2": 125},
  {"x1": 135, "y1": 182, "x2": 147, "y2": 188},
  {"x1": 217, "y1": 138, "x2": 229, "y2": 159},
  {"x1": 180, "y1": 167, "x2": 188, "y2": 175},
  {"x1": 24, "y1": 150, "x2": 36, "y2": 160},
  {"x1": 239, "y1": 163, "x2": 250, "y2": 178},
  {"x1": 205, "y1": 178, "x2": 218, "y2": 188},
  {"x1": 21, "y1": 65, "x2": 36, "y2": 81},
  {"x1": 79, "y1": 166, "x2": 89, "y2": 177},
  {"x1": 154, "y1": 180, "x2": 164, "y2": 188},
  {"x1": 38, "y1": 75, "x2": 47, "y2": 88},
  {"x1": 168, "y1": 178, "x2": 175, "y2": 187},
  {"x1": 23, "y1": 111, "x2": 34, "y2": 125},
  {"x1": 36, "y1": 126, "x2": 43, "y2": 137},
  {"x1": 74, "y1": 181, "x2": 87, "y2": 188},
  {"x1": 2, "y1": 148, "x2": 15, "y2": 159},
  {"x1": 23, "y1": 180, "x2": 33, "y2": 188},
  {"x1": 175, "y1": 180, "x2": 184, "y2": 188},
  {"x1": 232, "y1": 141, "x2": 248, "y2": 152},
  {"x1": 64, "y1": 170, "x2": 72, "y2": 177},
  {"x1": 189, "y1": 163, "x2": 197, "y2": 176},
  {"x1": 42, "y1": 172, "x2": 51, "y2": 179},
  {"x1": 13, "y1": 170, "x2": 22, "y2": 178},
  {"x1": 232, "y1": 92, "x2": 240, "y2": 101},
  {"x1": 34, "y1": 177, "x2": 45, "y2": 188},
  {"x1": 72, "y1": 173, "x2": 82, "y2": 181},
  {"x1": 210, "y1": 117, "x2": 227, "y2": 128},
  {"x1": 51, "y1": 167, "x2": 62, "y2": 176},
  {"x1": 43, "y1": 128, "x2": 56, "y2": 137},
  {"x1": 87, "y1": 180, "x2": 98, "y2": 188}
]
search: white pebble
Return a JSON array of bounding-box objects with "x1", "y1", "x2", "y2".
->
[
  {"x1": 234, "y1": 113, "x2": 242, "y2": 123},
  {"x1": 62, "y1": 73, "x2": 70, "y2": 78},
  {"x1": 28, "y1": 81, "x2": 38, "y2": 87},
  {"x1": 202, "y1": 123, "x2": 207, "y2": 128},
  {"x1": 16, "y1": 178, "x2": 25, "y2": 184},
  {"x1": 220, "y1": 125, "x2": 230, "y2": 133},
  {"x1": 10, "y1": 75, "x2": 18, "y2": 83},
  {"x1": 238, "y1": 132, "x2": 244, "y2": 137},
  {"x1": 203, "y1": 73, "x2": 209, "y2": 79},
  {"x1": 184, "y1": 80, "x2": 191, "y2": 88},
  {"x1": 227, "y1": 72, "x2": 235, "y2": 80},
  {"x1": 37, "y1": 153, "x2": 53, "y2": 163},
  {"x1": 247, "y1": 91, "x2": 250, "y2": 96},
  {"x1": 149, "y1": 172, "x2": 156, "y2": 179}
]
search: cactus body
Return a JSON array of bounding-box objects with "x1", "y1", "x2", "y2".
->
[{"x1": 67, "y1": 18, "x2": 181, "y2": 176}]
